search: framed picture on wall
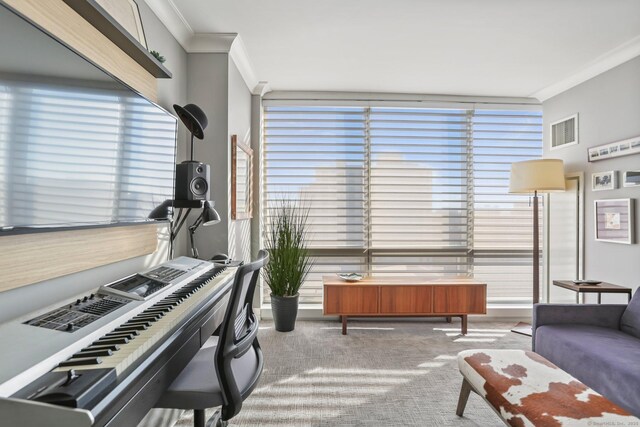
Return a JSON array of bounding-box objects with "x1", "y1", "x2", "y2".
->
[
  {"x1": 594, "y1": 199, "x2": 634, "y2": 244},
  {"x1": 96, "y1": 0, "x2": 148, "y2": 49},
  {"x1": 592, "y1": 171, "x2": 617, "y2": 191},
  {"x1": 588, "y1": 135, "x2": 640, "y2": 162}
]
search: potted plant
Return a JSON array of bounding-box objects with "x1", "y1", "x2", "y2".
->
[{"x1": 263, "y1": 199, "x2": 313, "y2": 332}]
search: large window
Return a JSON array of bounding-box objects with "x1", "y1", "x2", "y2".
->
[{"x1": 263, "y1": 105, "x2": 542, "y2": 305}]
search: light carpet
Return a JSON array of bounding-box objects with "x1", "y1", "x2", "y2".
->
[{"x1": 175, "y1": 318, "x2": 529, "y2": 427}]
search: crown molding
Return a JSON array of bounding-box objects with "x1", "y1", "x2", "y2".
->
[
  {"x1": 143, "y1": 0, "x2": 193, "y2": 47},
  {"x1": 142, "y1": 0, "x2": 264, "y2": 94},
  {"x1": 532, "y1": 35, "x2": 640, "y2": 102},
  {"x1": 253, "y1": 81, "x2": 271, "y2": 96},
  {"x1": 186, "y1": 33, "x2": 237, "y2": 53},
  {"x1": 229, "y1": 36, "x2": 259, "y2": 94}
]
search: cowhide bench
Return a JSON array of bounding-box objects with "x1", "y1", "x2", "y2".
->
[{"x1": 456, "y1": 349, "x2": 638, "y2": 426}]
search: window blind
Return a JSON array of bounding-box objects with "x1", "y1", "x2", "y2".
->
[
  {"x1": 367, "y1": 108, "x2": 470, "y2": 279},
  {"x1": 263, "y1": 104, "x2": 543, "y2": 305},
  {"x1": 263, "y1": 106, "x2": 367, "y2": 303},
  {"x1": 471, "y1": 110, "x2": 543, "y2": 303}
]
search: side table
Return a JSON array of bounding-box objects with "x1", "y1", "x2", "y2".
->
[{"x1": 552, "y1": 280, "x2": 632, "y2": 304}]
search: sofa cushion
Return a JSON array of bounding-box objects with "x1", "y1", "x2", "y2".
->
[
  {"x1": 621, "y1": 291, "x2": 640, "y2": 339},
  {"x1": 535, "y1": 324, "x2": 640, "y2": 416}
]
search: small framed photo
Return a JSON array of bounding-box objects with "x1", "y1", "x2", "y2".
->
[
  {"x1": 592, "y1": 171, "x2": 617, "y2": 191},
  {"x1": 594, "y1": 199, "x2": 634, "y2": 244}
]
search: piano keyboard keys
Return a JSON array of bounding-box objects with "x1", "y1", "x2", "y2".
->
[
  {"x1": 103, "y1": 333, "x2": 136, "y2": 340},
  {"x1": 86, "y1": 344, "x2": 120, "y2": 352},
  {"x1": 114, "y1": 325, "x2": 148, "y2": 332},
  {"x1": 58, "y1": 357, "x2": 102, "y2": 367},
  {"x1": 96, "y1": 338, "x2": 129, "y2": 345},
  {"x1": 105, "y1": 330, "x2": 139, "y2": 337},
  {"x1": 54, "y1": 267, "x2": 234, "y2": 374},
  {"x1": 73, "y1": 349, "x2": 113, "y2": 358}
]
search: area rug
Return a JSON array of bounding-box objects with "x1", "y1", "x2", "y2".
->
[{"x1": 173, "y1": 318, "x2": 529, "y2": 426}]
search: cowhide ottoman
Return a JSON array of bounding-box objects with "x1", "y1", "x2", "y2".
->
[{"x1": 456, "y1": 349, "x2": 638, "y2": 426}]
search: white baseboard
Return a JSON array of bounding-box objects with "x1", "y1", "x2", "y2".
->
[{"x1": 259, "y1": 305, "x2": 531, "y2": 323}]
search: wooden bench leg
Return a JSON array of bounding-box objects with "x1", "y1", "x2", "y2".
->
[
  {"x1": 461, "y1": 315, "x2": 468, "y2": 335},
  {"x1": 456, "y1": 378, "x2": 472, "y2": 417},
  {"x1": 342, "y1": 315, "x2": 347, "y2": 335},
  {"x1": 445, "y1": 316, "x2": 452, "y2": 323}
]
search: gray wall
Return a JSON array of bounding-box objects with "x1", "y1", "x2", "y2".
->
[
  {"x1": 185, "y1": 53, "x2": 230, "y2": 258},
  {"x1": 138, "y1": 1, "x2": 189, "y2": 257},
  {"x1": 184, "y1": 54, "x2": 254, "y2": 263},
  {"x1": 0, "y1": 3, "x2": 188, "y2": 324},
  {"x1": 228, "y1": 60, "x2": 253, "y2": 263},
  {"x1": 543, "y1": 56, "x2": 640, "y2": 298}
]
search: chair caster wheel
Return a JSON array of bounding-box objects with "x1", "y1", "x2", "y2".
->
[{"x1": 206, "y1": 410, "x2": 228, "y2": 427}]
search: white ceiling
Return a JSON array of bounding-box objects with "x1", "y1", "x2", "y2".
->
[{"x1": 152, "y1": 0, "x2": 640, "y2": 100}]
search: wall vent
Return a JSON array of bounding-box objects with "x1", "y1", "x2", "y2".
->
[{"x1": 550, "y1": 114, "x2": 578, "y2": 150}]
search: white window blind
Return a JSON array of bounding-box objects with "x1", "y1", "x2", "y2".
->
[
  {"x1": 263, "y1": 106, "x2": 367, "y2": 303},
  {"x1": 263, "y1": 104, "x2": 542, "y2": 305},
  {"x1": 368, "y1": 108, "x2": 471, "y2": 278},
  {"x1": 472, "y1": 110, "x2": 543, "y2": 303}
]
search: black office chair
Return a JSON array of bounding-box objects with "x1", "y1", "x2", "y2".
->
[{"x1": 155, "y1": 250, "x2": 269, "y2": 427}]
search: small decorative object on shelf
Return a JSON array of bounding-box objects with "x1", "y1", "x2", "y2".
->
[
  {"x1": 150, "y1": 50, "x2": 166, "y2": 63},
  {"x1": 337, "y1": 273, "x2": 364, "y2": 282},
  {"x1": 572, "y1": 280, "x2": 601, "y2": 285}
]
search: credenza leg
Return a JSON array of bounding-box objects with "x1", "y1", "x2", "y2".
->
[
  {"x1": 461, "y1": 315, "x2": 468, "y2": 335},
  {"x1": 445, "y1": 316, "x2": 452, "y2": 323},
  {"x1": 342, "y1": 315, "x2": 348, "y2": 335}
]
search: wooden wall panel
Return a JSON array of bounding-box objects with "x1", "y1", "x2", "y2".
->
[
  {"x1": 0, "y1": 224, "x2": 159, "y2": 293},
  {"x1": 1, "y1": 0, "x2": 157, "y2": 101}
]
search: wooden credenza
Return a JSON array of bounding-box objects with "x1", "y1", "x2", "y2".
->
[{"x1": 323, "y1": 276, "x2": 487, "y2": 335}]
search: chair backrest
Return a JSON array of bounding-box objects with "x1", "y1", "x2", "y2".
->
[{"x1": 214, "y1": 249, "x2": 269, "y2": 421}]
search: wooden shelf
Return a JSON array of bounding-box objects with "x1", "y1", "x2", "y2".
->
[{"x1": 62, "y1": 0, "x2": 172, "y2": 79}]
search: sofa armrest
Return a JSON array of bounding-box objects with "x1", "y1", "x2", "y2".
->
[
  {"x1": 533, "y1": 304, "x2": 626, "y2": 329},
  {"x1": 532, "y1": 304, "x2": 627, "y2": 349}
]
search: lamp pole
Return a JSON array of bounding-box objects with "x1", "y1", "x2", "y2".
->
[{"x1": 532, "y1": 190, "x2": 539, "y2": 304}]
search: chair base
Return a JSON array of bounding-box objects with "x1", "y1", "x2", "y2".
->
[{"x1": 193, "y1": 409, "x2": 227, "y2": 427}]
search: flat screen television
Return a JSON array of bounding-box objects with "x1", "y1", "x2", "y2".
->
[{"x1": 0, "y1": 5, "x2": 177, "y2": 234}]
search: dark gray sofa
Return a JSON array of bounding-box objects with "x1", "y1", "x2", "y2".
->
[{"x1": 533, "y1": 292, "x2": 640, "y2": 416}]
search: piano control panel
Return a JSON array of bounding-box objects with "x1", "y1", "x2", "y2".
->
[
  {"x1": 23, "y1": 295, "x2": 130, "y2": 332},
  {"x1": 102, "y1": 274, "x2": 171, "y2": 301},
  {"x1": 141, "y1": 266, "x2": 187, "y2": 283}
]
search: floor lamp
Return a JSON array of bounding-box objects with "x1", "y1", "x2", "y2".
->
[{"x1": 509, "y1": 159, "x2": 565, "y2": 336}]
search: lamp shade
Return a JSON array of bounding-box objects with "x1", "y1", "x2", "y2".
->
[
  {"x1": 148, "y1": 199, "x2": 172, "y2": 220},
  {"x1": 509, "y1": 159, "x2": 566, "y2": 194},
  {"x1": 201, "y1": 201, "x2": 221, "y2": 226}
]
